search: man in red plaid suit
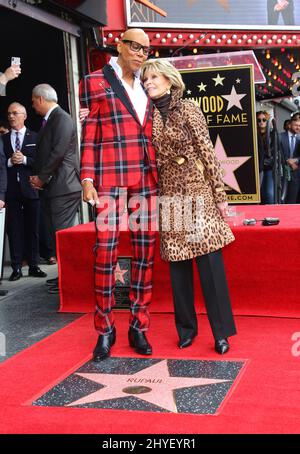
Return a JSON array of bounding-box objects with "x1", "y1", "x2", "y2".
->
[{"x1": 80, "y1": 29, "x2": 158, "y2": 361}]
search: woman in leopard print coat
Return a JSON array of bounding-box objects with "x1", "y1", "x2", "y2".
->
[{"x1": 142, "y1": 59, "x2": 237, "y2": 354}]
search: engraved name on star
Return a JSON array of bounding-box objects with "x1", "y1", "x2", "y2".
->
[
  {"x1": 214, "y1": 135, "x2": 251, "y2": 193},
  {"x1": 67, "y1": 359, "x2": 229, "y2": 413},
  {"x1": 213, "y1": 74, "x2": 225, "y2": 86},
  {"x1": 222, "y1": 85, "x2": 247, "y2": 111},
  {"x1": 197, "y1": 82, "x2": 207, "y2": 92}
]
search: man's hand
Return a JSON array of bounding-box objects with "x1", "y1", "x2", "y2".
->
[
  {"x1": 0, "y1": 200, "x2": 5, "y2": 209},
  {"x1": 275, "y1": 0, "x2": 289, "y2": 12},
  {"x1": 217, "y1": 201, "x2": 228, "y2": 218},
  {"x1": 79, "y1": 108, "x2": 90, "y2": 123},
  {"x1": 287, "y1": 158, "x2": 299, "y2": 171},
  {"x1": 0, "y1": 65, "x2": 21, "y2": 85},
  {"x1": 11, "y1": 151, "x2": 24, "y2": 165},
  {"x1": 82, "y1": 180, "x2": 99, "y2": 207},
  {"x1": 30, "y1": 175, "x2": 44, "y2": 190}
]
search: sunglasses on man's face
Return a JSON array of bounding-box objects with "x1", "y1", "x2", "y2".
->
[
  {"x1": 257, "y1": 118, "x2": 267, "y2": 123},
  {"x1": 122, "y1": 40, "x2": 151, "y2": 56}
]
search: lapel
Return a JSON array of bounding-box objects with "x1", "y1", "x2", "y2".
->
[
  {"x1": 21, "y1": 128, "x2": 30, "y2": 152},
  {"x1": 103, "y1": 64, "x2": 141, "y2": 125}
]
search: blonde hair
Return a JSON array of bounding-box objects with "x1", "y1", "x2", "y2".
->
[{"x1": 141, "y1": 59, "x2": 185, "y2": 96}]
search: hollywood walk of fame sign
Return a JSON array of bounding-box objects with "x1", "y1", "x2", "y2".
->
[
  {"x1": 32, "y1": 357, "x2": 246, "y2": 414},
  {"x1": 181, "y1": 64, "x2": 260, "y2": 203},
  {"x1": 114, "y1": 257, "x2": 131, "y2": 309}
]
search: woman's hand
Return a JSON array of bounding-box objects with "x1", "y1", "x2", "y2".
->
[{"x1": 217, "y1": 201, "x2": 228, "y2": 218}]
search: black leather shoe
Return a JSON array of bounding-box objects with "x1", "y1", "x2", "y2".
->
[
  {"x1": 28, "y1": 267, "x2": 47, "y2": 278},
  {"x1": 178, "y1": 337, "x2": 194, "y2": 349},
  {"x1": 128, "y1": 328, "x2": 152, "y2": 355},
  {"x1": 93, "y1": 327, "x2": 116, "y2": 362},
  {"x1": 9, "y1": 269, "x2": 23, "y2": 281},
  {"x1": 46, "y1": 277, "x2": 59, "y2": 287},
  {"x1": 215, "y1": 338, "x2": 230, "y2": 354}
]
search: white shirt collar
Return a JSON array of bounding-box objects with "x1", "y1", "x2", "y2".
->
[
  {"x1": 11, "y1": 126, "x2": 26, "y2": 136},
  {"x1": 44, "y1": 104, "x2": 58, "y2": 122}
]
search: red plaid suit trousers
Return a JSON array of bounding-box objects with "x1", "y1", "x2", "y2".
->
[{"x1": 93, "y1": 166, "x2": 158, "y2": 334}]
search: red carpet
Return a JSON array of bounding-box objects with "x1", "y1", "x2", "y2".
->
[
  {"x1": 1, "y1": 312, "x2": 300, "y2": 434},
  {"x1": 57, "y1": 205, "x2": 300, "y2": 318}
]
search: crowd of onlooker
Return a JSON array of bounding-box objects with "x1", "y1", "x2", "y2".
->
[{"x1": 256, "y1": 110, "x2": 300, "y2": 204}]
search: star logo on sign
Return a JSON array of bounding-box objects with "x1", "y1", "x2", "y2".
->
[
  {"x1": 66, "y1": 359, "x2": 229, "y2": 413},
  {"x1": 222, "y1": 85, "x2": 247, "y2": 111},
  {"x1": 236, "y1": 78, "x2": 241, "y2": 84},
  {"x1": 214, "y1": 135, "x2": 251, "y2": 193},
  {"x1": 186, "y1": 89, "x2": 192, "y2": 95},
  {"x1": 197, "y1": 82, "x2": 207, "y2": 92},
  {"x1": 212, "y1": 74, "x2": 225, "y2": 86},
  {"x1": 115, "y1": 262, "x2": 127, "y2": 284}
]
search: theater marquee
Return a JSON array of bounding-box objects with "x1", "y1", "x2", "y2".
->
[
  {"x1": 180, "y1": 65, "x2": 260, "y2": 203},
  {"x1": 126, "y1": 0, "x2": 300, "y2": 30}
]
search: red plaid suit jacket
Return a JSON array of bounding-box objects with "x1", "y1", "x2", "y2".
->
[{"x1": 79, "y1": 64, "x2": 158, "y2": 188}]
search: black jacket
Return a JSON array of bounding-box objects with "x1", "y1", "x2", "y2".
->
[{"x1": 34, "y1": 106, "x2": 82, "y2": 198}]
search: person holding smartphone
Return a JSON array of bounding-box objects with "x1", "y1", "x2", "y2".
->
[{"x1": 0, "y1": 64, "x2": 21, "y2": 96}]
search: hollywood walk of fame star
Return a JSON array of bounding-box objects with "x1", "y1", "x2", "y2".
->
[
  {"x1": 222, "y1": 85, "x2": 247, "y2": 111},
  {"x1": 213, "y1": 74, "x2": 225, "y2": 86},
  {"x1": 214, "y1": 135, "x2": 251, "y2": 193},
  {"x1": 197, "y1": 82, "x2": 207, "y2": 92},
  {"x1": 115, "y1": 262, "x2": 128, "y2": 284},
  {"x1": 66, "y1": 359, "x2": 229, "y2": 413}
]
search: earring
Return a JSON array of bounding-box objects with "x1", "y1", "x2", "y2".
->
[{"x1": 166, "y1": 88, "x2": 171, "y2": 94}]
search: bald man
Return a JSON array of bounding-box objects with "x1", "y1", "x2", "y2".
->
[
  {"x1": 2, "y1": 103, "x2": 47, "y2": 281},
  {"x1": 80, "y1": 28, "x2": 158, "y2": 361}
]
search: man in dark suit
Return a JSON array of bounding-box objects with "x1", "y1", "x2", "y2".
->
[
  {"x1": 2, "y1": 103, "x2": 47, "y2": 281},
  {"x1": 0, "y1": 136, "x2": 8, "y2": 296},
  {"x1": 31, "y1": 84, "x2": 82, "y2": 294},
  {"x1": 80, "y1": 28, "x2": 158, "y2": 361},
  {"x1": 280, "y1": 116, "x2": 300, "y2": 203}
]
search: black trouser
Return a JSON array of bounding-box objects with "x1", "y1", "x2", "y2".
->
[
  {"x1": 6, "y1": 196, "x2": 40, "y2": 271},
  {"x1": 169, "y1": 250, "x2": 237, "y2": 342},
  {"x1": 267, "y1": 0, "x2": 294, "y2": 25},
  {"x1": 285, "y1": 172, "x2": 300, "y2": 204},
  {"x1": 41, "y1": 191, "x2": 81, "y2": 254}
]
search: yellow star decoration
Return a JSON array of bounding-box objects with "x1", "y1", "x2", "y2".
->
[
  {"x1": 213, "y1": 74, "x2": 226, "y2": 86},
  {"x1": 197, "y1": 82, "x2": 207, "y2": 92}
]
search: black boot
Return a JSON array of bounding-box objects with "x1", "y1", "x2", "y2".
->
[
  {"x1": 128, "y1": 327, "x2": 152, "y2": 355},
  {"x1": 93, "y1": 327, "x2": 116, "y2": 362}
]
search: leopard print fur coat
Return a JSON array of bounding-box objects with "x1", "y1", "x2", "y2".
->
[{"x1": 152, "y1": 89, "x2": 235, "y2": 261}]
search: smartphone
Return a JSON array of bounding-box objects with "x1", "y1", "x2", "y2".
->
[{"x1": 11, "y1": 57, "x2": 21, "y2": 66}]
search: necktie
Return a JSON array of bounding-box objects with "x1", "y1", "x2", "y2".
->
[
  {"x1": 42, "y1": 118, "x2": 47, "y2": 128},
  {"x1": 15, "y1": 131, "x2": 20, "y2": 151},
  {"x1": 15, "y1": 131, "x2": 21, "y2": 182},
  {"x1": 290, "y1": 135, "x2": 296, "y2": 158}
]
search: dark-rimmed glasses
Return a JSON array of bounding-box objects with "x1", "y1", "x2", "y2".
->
[
  {"x1": 122, "y1": 40, "x2": 151, "y2": 56},
  {"x1": 257, "y1": 118, "x2": 267, "y2": 123}
]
